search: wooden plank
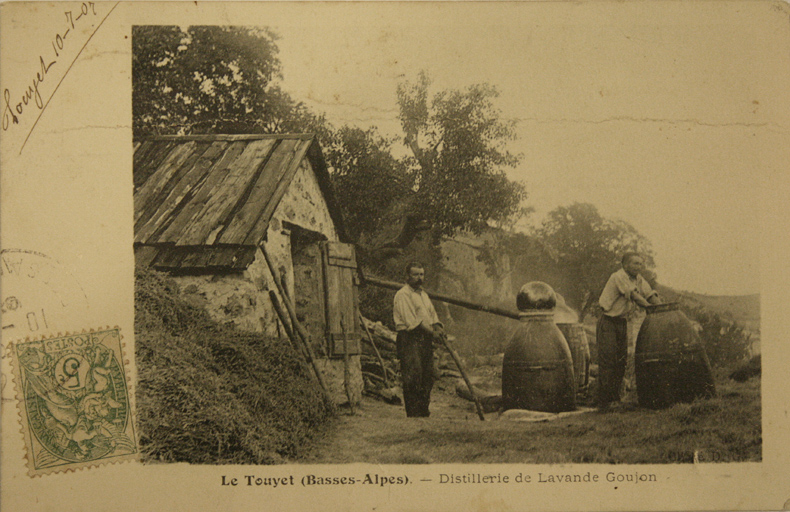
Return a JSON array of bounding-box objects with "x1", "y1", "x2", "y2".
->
[
  {"x1": 321, "y1": 242, "x2": 361, "y2": 357},
  {"x1": 175, "y1": 139, "x2": 276, "y2": 246},
  {"x1": 217, "y1": 247, "x2": 251, "y2": 268},
  {"x1": 147, "y1": 142, "x2": 244, "y2": 244},
  {"x1": 327, "y1": 242, "x2": 354, "y2": 261},
  {"x1": 133, "y1": 142, "x2": 197, "y2": 224},
  {"x1": 154, "y1": 141, "x2": 247, "y2": 244},
  {"x1": 134, "y1": 141, "x2": 181, "y2": 200},
  {"x1": 145, "y1": 134, "x2": 313, "y2": 142},
  {"x1": 150, "y1": 246, "x2": 185, "y2": 268},
  {"x1": 191, "y1": 251, "x2": 214, "y2": 268},
  {"x1": 134, "y1": 141, "x2": 213, "y2": 231},
  {"x1": 133, "y1": 140, "x2": 160, "y2": 184},
  {"x1": 325, "y1": 241, "x2": 357, "y2": 269},
  {"x1": 329, "y1": 267, "x2": 361, "y2": 356},
  {"x1": 134, "y1": 141, "x2": 176, "y2": 190},
  {"x1": 327, "y1": 258, "x2": 357, "y2": 269},
  {"x1": 134, "y1": 141, "x2": 228, "y2": 242},
  {"x1": 209, "y1": 137, "x2": 284, "y2": 245},
  {"x1": 216, "y1": 138, "x2": 297, "y2": 245},
  {"x1": 292, "y1": 242, "x2": 327, "y2": 354},
  {"x1": 133, "y1": 245, "x2": 159, "y2": 267},
  {"x1": 233, "y1": 248, "x2": 256, "y2": 269},
  {"x1": 178, "y1": 249, "x2": 205, "y2": 268},
  {"x1": 240, "y1": 139, "x2": 310, "y2": 246},
  {"x1": 207, "y1": 247, "x2": 234, "y2": 267},
  {"x1": 132, "y1": 140, "x2": 153, "y2": 176}
]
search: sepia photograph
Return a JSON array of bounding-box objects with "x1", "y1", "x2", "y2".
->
[
  {"x1": 2, "y1": 2, "x2": 788, "y2": 511},
  {"x1": 131, "y1": 14, "x2": 760, "y2": 466}
]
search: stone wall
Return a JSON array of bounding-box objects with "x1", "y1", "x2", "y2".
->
[
  {"x1": 273, "y1": 159, "x2": 337, "y2": 241},
  {"x1": 439, "y1": 232, "x2": 513, "y2": 305},
  {"x1": 175, "y1": 248, "x2": 278, "y2": 336},
  {"x1": 171, "y1": 158, "x2": 362, "y2": 405}
]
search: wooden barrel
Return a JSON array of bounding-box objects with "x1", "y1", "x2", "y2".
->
[
  {"x1": 635, "y1": 303, "x2": 716, "y2": 409},
  {"x1": 502, "y1": 312, "x2": 576, "y2": 413},
  {"x1": 556, "y1": 323, "x2": 591, "y2": 398}
]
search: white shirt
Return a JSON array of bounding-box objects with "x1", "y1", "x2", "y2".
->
[
  {"x1": 393, "y1": 285, "x2": 441, "y2": 332},
  {"x1": 598, "y1": 268, "x2": 657, "y2": 318}
]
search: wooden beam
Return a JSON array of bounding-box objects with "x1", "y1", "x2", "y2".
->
[{"x1": 362, "y1": 276, "x2": 521, "y2": 320}]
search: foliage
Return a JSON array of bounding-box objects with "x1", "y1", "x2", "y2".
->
[
  {"x1": 323, "y1": 126, "x2": 412, "y2": 243},
  {"x1": 396, "y1": 72, "x2": 529, "y2": 239},
  {"x1": 132, "y1": 25, "x2": 328, "y2": 137},
  {"x1": 135, "y1": 265, "x2": 333, "y2": 464},
  {"x1": 133, "y1": 31, "x2": 529, "y2": 256},
  {"x1": 534, "y1": 202, "x2": 656, "y2": 321},
  {"x1": 681, "y1": 303, "x2": 753, "y2": 368}
]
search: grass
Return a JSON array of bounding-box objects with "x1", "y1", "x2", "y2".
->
[
  {"x1": 135, "y1": 265, "x2": 334, "y2": 464},
  {"x1": 298, "y1": 369, "x2": 760, "y2": 464}
]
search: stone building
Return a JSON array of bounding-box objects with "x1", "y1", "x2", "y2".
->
[{"x1": 133, "y1": 134, "x2": 362, "y2": 405}]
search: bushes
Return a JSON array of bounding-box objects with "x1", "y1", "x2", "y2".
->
[
  {"x1": 135, "y1": 266, "x2": 333, "y2": 464},
  {"x1": 680, "y1": 304, "x2": 753, "y2": 368}
]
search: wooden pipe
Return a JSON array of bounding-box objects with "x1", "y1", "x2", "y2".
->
[
  {"x1": 363, "y1": 276, "x2": 520, "y2": 320},
  {"x1": 340, "y1": 315, "x2": 355, "y2": 414}
]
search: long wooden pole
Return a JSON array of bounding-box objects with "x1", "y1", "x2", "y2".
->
[
  {"x1": 276, "y1": 274, "x2": 327, "y2": 358},
  {"x1": 439, "y1": 334, "x2": 486, "y2": 421},
  {"x1": 340, "y1": 315, "x2": 355, "y2": 414},
  {"x1": 359, "y1": 312, "x2": 390, "y2": 387},
  {"x1": 363, "y1": 276, "x2": 520, "y2": 320},
  {"x1": 261, "y1": 245, "x2": 331, "y2": 402},
  {"x1": 269, "y1": 290, "x2": 313, "y2": 378}
]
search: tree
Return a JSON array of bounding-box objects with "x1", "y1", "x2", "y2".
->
[
  {"x1": 323, "y1": 126, "x2": 412, "y2": 244},
  {"x1": 133, "y1": 26, "x2": 328, "y2": 138},
  {"x1": 534, "y1": 202, "x2": 656, "y2": 321},
  {"x1": 396, "y1": 72, "x2": 528, "y2": 239}
]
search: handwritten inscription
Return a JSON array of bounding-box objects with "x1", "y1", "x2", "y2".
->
[{"x1": 2, "y1": 2, "x2": 98, "y2": 131}]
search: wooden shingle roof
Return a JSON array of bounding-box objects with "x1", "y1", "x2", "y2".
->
[{"x1": 133, "y1": 134, "x2": 346, "y2": 251}]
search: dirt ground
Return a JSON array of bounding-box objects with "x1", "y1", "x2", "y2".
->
[
  {"x1": 297, "y1": 368, "x2": 761, "y2": 465},
  {"x1": 297, "y1": 375, "x2": 525, "y2": 464}
]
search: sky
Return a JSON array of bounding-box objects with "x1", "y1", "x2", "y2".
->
[{"x1": 267, "y1": 2, "x2": 783, "y2": 296}]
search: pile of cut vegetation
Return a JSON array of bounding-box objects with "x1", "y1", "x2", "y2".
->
[{"x1": 134, "y1": 265, "x2": 333, "y2": 464}]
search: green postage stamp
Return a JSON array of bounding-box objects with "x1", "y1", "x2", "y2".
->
[{"x1": 10, "y1": 328, "x2": 138, "y2": 476}]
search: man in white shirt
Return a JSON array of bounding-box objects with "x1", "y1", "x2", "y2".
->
[
  {"x1": 393, "y1": 262, "x2": 444, "y2": 417},
  {"x1": 597, "y1": 252, "x2": 660, "y2": 410}
]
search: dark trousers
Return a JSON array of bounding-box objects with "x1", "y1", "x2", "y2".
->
[
  {"x1": 596, "y1": 314, "x2": 628, "y2": 406},
  {"x1": 396, "y1": 329, "x2": 435, "y2": 417}
]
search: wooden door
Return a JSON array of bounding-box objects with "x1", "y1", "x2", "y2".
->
[
  {"x1": 321, "y1": 241, "x2": 361, "y2": 357},
  {"x1": 292, "y1": 241, "x2": 328, "y2": 356}
]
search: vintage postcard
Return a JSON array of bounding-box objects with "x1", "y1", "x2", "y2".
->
[{"x1": 2, "y1": 1, "x2": 790, "y2": 511}]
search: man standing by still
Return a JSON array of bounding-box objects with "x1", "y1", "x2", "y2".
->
[
  {"x1": 393, "y1": 262, "x2": 444, "y2": 417},
  {"x1": 597, "y1": 252, "x2": 660, "y2": 410}
]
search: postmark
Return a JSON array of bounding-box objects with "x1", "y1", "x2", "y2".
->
[
  {"x1": 1, "y1": 249, "x2": 90, "y2": 339},
  {"x1": 9, "y1": 328, "x2": 137, "y2": 476}
]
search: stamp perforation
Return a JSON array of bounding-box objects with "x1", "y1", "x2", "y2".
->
[{"x1": 7, "y1": 326, "x2": 138, "y2": 477}]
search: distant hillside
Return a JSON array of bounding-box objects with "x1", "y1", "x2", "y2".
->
[{"x1": 657, "y1": 285, "x2": 760, "y2": 333}]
